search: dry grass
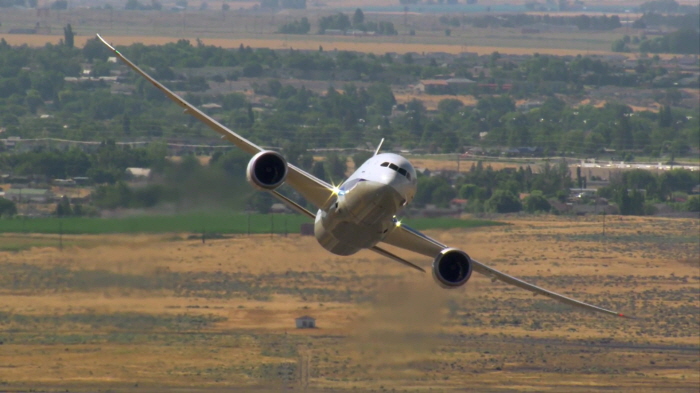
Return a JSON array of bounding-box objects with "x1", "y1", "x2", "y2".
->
[
  {"x1": 395, "y1": 93, "x2": 478, "y2": 111},
  {"x1": 0, "y1": 33, "x2": 641, "y2": 57},
  {"x1": 0, "y1": 215, "x2": 697, "y2": 391},
  {"x1": 409, "y1": 157, "x2": 532, "y2": 172}
]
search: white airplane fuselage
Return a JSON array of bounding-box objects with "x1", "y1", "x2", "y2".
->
[{"x1": 314, "y1": 153, "x2": 417, "y2": 255}]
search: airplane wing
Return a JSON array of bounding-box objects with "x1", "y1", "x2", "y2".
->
[
  {"x1": 382, "y1": 223, "x2": 632, "y2": 318},
  {"x1": 96, "y1": 34, "x2": 335, "y2": 210}
]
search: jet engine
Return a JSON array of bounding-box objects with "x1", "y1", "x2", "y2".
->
[
  {"x1": 432, "y1": 248, "x2": 473, "y2": 289},
  {"x1": 246, "y1": 150, "x2": 288, "y2": 190}
]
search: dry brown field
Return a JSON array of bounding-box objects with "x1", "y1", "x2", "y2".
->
[
  {"x1": 410, "y1": 157, "x2": 528, "y2": 172},
  {"x1": 0, "y1": 33, "x2": 630, "y2": 57},
  {"x1": 395, "y1": 94, "x2": 478, "y2": 111},
  {"x1": 0, "y1": 215, "x2": 698, "y2": 392}
]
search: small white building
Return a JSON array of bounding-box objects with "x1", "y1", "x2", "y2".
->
[
  {"x1": 295, "y1": 316, "x2": 316, "y2": 329},
  {"x1": 126, "y1": 167, "x2": 151, "y2": 178}
]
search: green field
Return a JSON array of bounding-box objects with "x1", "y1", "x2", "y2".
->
[{"x1": 0, "y1": 213, "x2": 502, "y2": 235}]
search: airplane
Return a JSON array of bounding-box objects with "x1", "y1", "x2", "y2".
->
[{"x1": 97, "y1": 34, "x2": 631, "y2": 319}]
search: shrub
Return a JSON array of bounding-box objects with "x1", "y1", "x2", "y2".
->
[{"x1": 487, "y1": 190, "x2": 522, "y2": 213}]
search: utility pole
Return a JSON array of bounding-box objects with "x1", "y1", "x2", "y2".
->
[
  {"x1": 602, "y1": 211, "x2": 606, "y2": 238},
  {"x1": 59, "y1": 220, "x2": 63, "y2": 251}
]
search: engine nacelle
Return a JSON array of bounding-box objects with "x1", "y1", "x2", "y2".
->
[
  {"x1": 246, "y1": 150, "x2": 288, "y2": 190},
  {"x1": 432, "y1": 248, "x2": 473, "y2": 289}
]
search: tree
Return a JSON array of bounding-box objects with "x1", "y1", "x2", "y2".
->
[
  {"x1": 487, "y1": 190, "x2": 522, "y2": 213},
  {"x1": 353, "y1": 8, "x2": 365, "y2": 26},
  {"x1": 25, "y1": 89, "x2": 43, "y2": 114},
  {"x1": 0, "y1": 198, "x2": 17, "y2": 218},
  {"x1": 318, "y1": 13, "x2": 351, "y2": 33},
  {"x1": 83, "y1": 37, "x2": 111, "y2": 62},
  {"x1": 612, "y1": 39, "x2": 628, "y2": 53},
  {"x1": 55, "y1": 195, "x2": 73, "y2": 217},
  {"x1": 311, "y1": 161, "x2": 328, "y2": 183},
  {"x1": 122, "y1": 114, "x2": 131, "y2": 135},
  {"x1": 242, "y1": 62, "x2": 263, "y2": 77},
  {"x1": 685, "y1": 195, "x2": 700, "y2": 212},
  {"x1": 281, "y1": 0, "x2": 305, "y2": 9},
  {"x1": 278, "y1": 17, "x2": 311, "y2": 34},
  {"x1": 50, "y1": 0, "x2": 67, "y2": 9},
  {"x1": 616, "y1": 188, "x2": 645, "y2": 215},
  {"x1": 325, "y1": 153, "x2": 347, "y2": 182},
  {"x1": 125, "y1": 0, "x2": 142, "y2": 9},
  {"x1": 63, "y1": 24, "x2": 75, "y2": 49},
  {"x1": 524, "y1": 191, "x2": 551, "y2": 213},
  {"x1": 352, "y1": 151, "x2": 373, "y2": 170},
  {"x1": 248, "y1": 191, "x2": 273, "y2": 213}
]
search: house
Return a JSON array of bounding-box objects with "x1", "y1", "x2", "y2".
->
[
  {"x1": 517, "y1": 100, "x2": 543, "y2": 112},
  {"x1": 201, "y1": 103, "x2": 223, "y2": 112},
  {"x1": 3, "y1": 136, "x2": 21, "y2": 149},
  {"x1": 53, "y1": 179, "x2": 76, "y2": 187},
  {"x1": 415, "y1": 80, "x2": 449, "y2": 94},
  {"x1": 126, "y1": 168, "x2": 151, "y2": 178},
  {"x1": 450, "y1": 198, "x2": 468, "y2": 210},
  {"x1": 295, "y1": 316, "x2": 316, "y2": 329},
  {"x1": 270, "y1": 203, "x2": 291, "y2": 214},
  {"x1": 415, "y1": 78, "x2": 475, "y2": 94}
]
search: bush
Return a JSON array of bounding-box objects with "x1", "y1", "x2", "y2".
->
[
  {"x1": 0, "y1": 198, "x2": 17, "y2": 218},
  {"x1": 524, "y1": 191, "x2": 551, "y2": 213},
  {"x1": 685, "y1": 195, "x2": 700, "y2": 212},
  {"x1": 486, "y1": 190, "x2": 522, "y2": 213}
]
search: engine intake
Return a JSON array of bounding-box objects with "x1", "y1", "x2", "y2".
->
[
  {"x1": 246, "y1": 150, "x2": 288, "y2": 190},
  {"x1": 432, "y1": 248, "x2": 473, "y2": 289}
]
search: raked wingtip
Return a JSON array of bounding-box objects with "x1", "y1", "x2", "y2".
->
[{"x1": 96, "y1": 34, "x2": 116, "y2": 51}]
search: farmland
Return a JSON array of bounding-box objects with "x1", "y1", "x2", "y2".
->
[
  {"x1": 0, "y1": 213, "x2": 500, "y2": 235},
  {"x1": 1, "y1": 33, "x2": 625, "y2": 57},
  {"x1": 0, "y1": 215, "x2": 697, "y2": 391},
  {"x1": 0, "y1": 6, "x2": 633, "y2": 56}
]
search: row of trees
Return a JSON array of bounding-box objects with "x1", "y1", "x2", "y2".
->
[
  {"x1": 278, "y1": 17, "x2": 310, "y2": 35},
  {"x1": 0, "y1": 140, "x2": 167, "y2": 182},
  {"x1": 613, "y1": 29, "x2": 700, "y2": 55},
  {"x1": 459, "y1": 13, "x2": 623, "y2": 30},
  {"x1": 1, "y1": 139, "x2": 697, "y2": 216},
  {"x1": 633, "y1": 12, "x2": 700, "y2": 30},
  {"x1": 318, "y1": 11, "x2": 397, "y2": 35}
]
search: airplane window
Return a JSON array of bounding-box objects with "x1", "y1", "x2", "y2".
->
[
  {"x1": 389, "y1": 163, "x2": 399, "y2": 171},
  {"x1": 398, "y1": 168, "x2": 407, "y2": 176},
  {"x1": 380, "y1": 162, "x2": 389, "y2": 167},
  {"x1": 406, "y1": 173, "x2": 411, "y2": 180}
]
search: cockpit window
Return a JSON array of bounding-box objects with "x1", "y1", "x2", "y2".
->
[{"x1": 381, "y1": 162, "x2": 412, "y2": 180}]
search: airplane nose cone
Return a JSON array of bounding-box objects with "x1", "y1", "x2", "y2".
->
[{"x1": 339, "y1": 181, "x2": 403, "y2": 225}]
